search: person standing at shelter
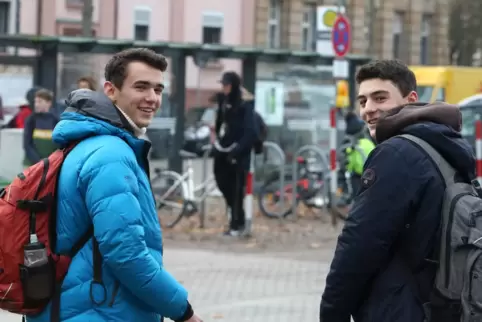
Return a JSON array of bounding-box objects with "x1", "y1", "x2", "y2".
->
[
  {"x1": 27, "y1": 48, "x2": 202, "y2": 322},
  {"x1": 23, "y1": 88, "x2": 59, "y2": 166},
  {"x1": 319, "y1": 60, "x2": 475, "y2": 322},
  {"x1": 213, "y1": 71, "x2": 257, "y2": 236}
]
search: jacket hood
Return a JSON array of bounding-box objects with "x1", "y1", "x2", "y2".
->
[
  {"x1": 376, "y1": 102, "x2": 475, "y2": 179},
  {"x1": 52, "y1": 89, "x2": 140, "y2": 148}
]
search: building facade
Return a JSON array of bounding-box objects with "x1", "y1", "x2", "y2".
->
[
  {"x1": 0, "y1": 0, "x2": 450, "y2": 107},
  {"x1": 0, "y1": 0, "x2": 256, "y2": 107},
  {"x1": 254, "y1": 0, "x2": 451, "y2": 65}
]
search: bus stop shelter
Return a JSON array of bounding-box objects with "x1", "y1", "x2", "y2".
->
[{"x1": 0, "y1": 34, "x2": 370, "y2": 172}]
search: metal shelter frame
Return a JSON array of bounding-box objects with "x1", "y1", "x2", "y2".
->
[{"x1": 0, "y1": 34, "x2": 370, "y2": 172}]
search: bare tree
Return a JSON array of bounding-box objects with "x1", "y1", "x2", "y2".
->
[{"x1": 449, "y1": 0, "x2": 482, "y2": 66}]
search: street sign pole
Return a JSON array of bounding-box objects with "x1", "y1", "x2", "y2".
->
[{"x1": 329, "y1": 6, "x2": 352, "y2": 225}]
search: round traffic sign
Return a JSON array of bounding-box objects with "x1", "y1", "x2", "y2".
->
[{"x1": 331, "y1": 15, "x2": 351, "y2": 58}]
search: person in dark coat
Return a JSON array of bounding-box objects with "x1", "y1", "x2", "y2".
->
[
  {"x1": 319, "y1": 60, "x2": 475, "y2": 322},
  {"x1": 213, "y1": 71, "x2": 257, "y2": 236}
]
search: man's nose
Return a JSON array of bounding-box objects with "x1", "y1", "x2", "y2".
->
[
  {"x1": 364, "y1": 100, "x2": 378, "y2": 113},
  {"x1": 145, "y1": 88, "x2": 157, "y2": 102}
]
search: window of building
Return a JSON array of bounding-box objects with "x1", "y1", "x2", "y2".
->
[
  {"x1": 0, "y1": 1, "x2": 10, "y2": 52},
  {"x1": 301, "y1": 3, "x2": 316, "y2": 51},
  {"x1": 392, "y1": 12, "x2": 404, "y2": 60},
  {"x1": 420, "y1": 14, "x2": 431, "y2": 65},
  {"x1": 268, "y1": 0, "x2": 281, "y2": 49},
  {"x1": 202, "y1": 11, "x2": 223, "y2": 44},
  {"x1": 134, "y1": 7, "x2": 151, "y2": 41}
]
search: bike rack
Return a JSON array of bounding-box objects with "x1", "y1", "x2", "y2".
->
[
  {"x1": 262, "y1": 141, "x2": 286, "y2": 219},
  {"x1": 199, "y1": 144, "x2": 212, "y2": 229},
  {"x1": 291, "y1": 145, "x2": 330, "y2": 221}
]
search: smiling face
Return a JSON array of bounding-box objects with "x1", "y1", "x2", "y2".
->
[
  {"x1": 358, "y1": 79, "x2": 418, "y2": 138},
  {"x1": 104, "y1": 61, "x2": 164, "y2": 128}
]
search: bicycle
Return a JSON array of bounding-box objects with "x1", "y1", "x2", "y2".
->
[
  {"x1": 152, "y1": 141, "x2": 236, "y2": 228},
  {"x1": 258, "y1": 156, "x2": 329, "y2": 219}
]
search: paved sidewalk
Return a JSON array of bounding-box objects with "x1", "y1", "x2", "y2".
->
[{"x1": 1, "y1": 248, "x2": 332, "y2": 322}]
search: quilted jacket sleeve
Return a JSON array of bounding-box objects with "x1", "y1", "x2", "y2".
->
[{"x1": 79, "y1": 150, "x2": 189, "y2": 320}]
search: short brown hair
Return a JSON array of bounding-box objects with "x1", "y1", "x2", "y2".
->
[
  {"x1": 35, "y1": 88, "x2": 54, "y2": 102},
  {"x1": 355, "y1": 60, "x2": 417, "y2": 97},
  {"x1": 77, "y1": 76, "x2": 97, "y2": 90},
  {"x1": 104, "y1": 48, "x2": 168, "y2": 89}
]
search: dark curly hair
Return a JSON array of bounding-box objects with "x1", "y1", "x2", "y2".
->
[
  {"x1": 104, "y1": 48, "x2": 168, "y2": 89},
  {"x1": 355, "y1": 60, "x2": 417, "y2": 97}
]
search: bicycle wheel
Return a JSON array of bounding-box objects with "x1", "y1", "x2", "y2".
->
[
  {"x1": 151, "y1": 170, "x2": 188, "y2": 228},
  {"x1": 258, "y1": 175, "x2": 298, "y2": 219}
]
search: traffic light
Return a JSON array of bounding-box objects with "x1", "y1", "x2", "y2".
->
[{"x1": 335, "y1": 80, "x2": 349, "y2": 108}]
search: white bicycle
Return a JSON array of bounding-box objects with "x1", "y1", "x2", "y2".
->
[{"x1": 152, "y1": 141, "x2": 237, "y2": 228}]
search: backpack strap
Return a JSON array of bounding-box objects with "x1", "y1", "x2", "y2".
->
[{"x1": 398, "y1": 134, "x2": 456, "y2": 185}]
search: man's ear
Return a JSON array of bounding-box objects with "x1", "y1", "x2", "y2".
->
[
  {"x1": 407, "y1": 90, "x2": 418, "y2": 103},
  {"x1": 103, "y1": 81, "x2": 117, "y2": 103}
]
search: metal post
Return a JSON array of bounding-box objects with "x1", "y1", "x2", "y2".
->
[
  {"x1": 199, "y1": 145, "x2": 211, "y2": 228},
  {"x1": 329, "y1": 108, "x2": 338, "y2": 227},
  {"x1": 168, "y1": 52, "x2": 186, "y2": 174},
  {"x1": 35, "y1": 44, "x2": 59, "y2": 95},
  {"x1": 243, "y1": 150, "x2": 255, "y2": 237},
  {"x1": 263, "y1": 141, "x2": 286, "y2": 218},
  {"x1": 242, "y1": 55, "x2": 257, "y2": 94},
  {"x1": 291, "y1": 145, "x2": 330, "y2": 220},
  {"x1": 476, "y1": 115, "x2": 482, "y2": 185}
]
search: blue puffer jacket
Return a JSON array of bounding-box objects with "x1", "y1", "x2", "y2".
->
[{"x1": 27, "y1": 90, "x2": 190, "y2": 322}]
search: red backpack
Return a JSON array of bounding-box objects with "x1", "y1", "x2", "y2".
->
[{"x1": 0, "y1": 143, "x2": 97, "y2": 321}]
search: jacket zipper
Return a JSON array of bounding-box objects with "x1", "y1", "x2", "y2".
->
[{"x1": 444, "y1": 192, "x2": 471, "y2": 288}]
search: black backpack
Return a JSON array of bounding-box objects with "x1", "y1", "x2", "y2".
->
[{"x1": 253, "y1": 111, "x2": 268, "y2": 154}]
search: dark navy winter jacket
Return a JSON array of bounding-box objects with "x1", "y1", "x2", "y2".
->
[{"x1": 320, "y1": 103, "x2": 475, "y2": 322}]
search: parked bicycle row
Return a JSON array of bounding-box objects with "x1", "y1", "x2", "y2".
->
[{"x1": 153, "y1": 134, "x2": 374, "y2": 231}]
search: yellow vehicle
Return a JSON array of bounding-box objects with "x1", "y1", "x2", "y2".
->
[{"x1": 409, "y1": 66, "x2": 482, "y2": 104}]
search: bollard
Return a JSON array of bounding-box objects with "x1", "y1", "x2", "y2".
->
[
  {"x1": 476, "y1": 116, "x2": 482, "y2": 185},
  {"x1": 291, "y1": 145, "x2": 329, "y2": 220},
  {"x1": 329, "y1": 108, "x2": 338, "y2": 212},
  {"x1": 262, "y1": 141, "x2": 286, "y2": 219},
  {"x1": 243, "y1": 150, "x2": 255, "y2": 236},
  {"x1": 199, "y1": 145, "x2": 212, "y2": 229}
]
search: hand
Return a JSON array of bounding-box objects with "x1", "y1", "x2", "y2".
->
[{"x1": 184, "y1": 314, "x2": 203, "y2": 322}]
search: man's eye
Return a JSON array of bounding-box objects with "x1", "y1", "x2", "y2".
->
[{"x1": 375, "y1": 96, "x2": 386, "y2": 102}]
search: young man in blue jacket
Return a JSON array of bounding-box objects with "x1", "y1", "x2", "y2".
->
[
  {"x1": 213, "y1": 71, "x2": 257, "y2": 236},
  {"x1": 27, "y1": 49, "x2": 202, "y2": 322},
  {"x1": 319, "y1": 60, "x2": 475, "y2": 322}
]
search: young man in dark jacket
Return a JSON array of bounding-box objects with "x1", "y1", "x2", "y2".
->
[
  {"x1": 319, "y1": 60, "x2": 475, "y2": 322},
  {"x1": 213, "y1": 71, "x2": 257, "y2": 236},
  {"x1": 22, "y1": 88, "x2": 59, "y2": 166}
]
